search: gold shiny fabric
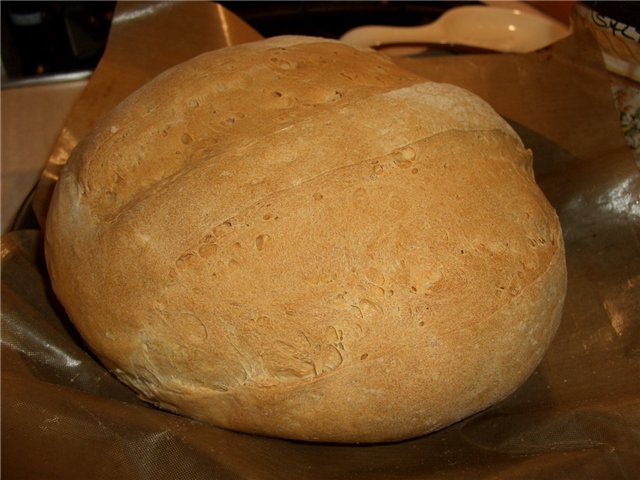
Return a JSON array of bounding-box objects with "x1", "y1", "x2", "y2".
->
[{"x1": 2, "y1": 2, "x2": 639, "y2": 478}]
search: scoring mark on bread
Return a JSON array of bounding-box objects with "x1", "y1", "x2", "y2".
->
[
  {"x1": 167, "y1": 139, "x2": 431, "y2": 275},
  {"x1": 170, "y1": 136, "x2": 434, "y2": 288}
]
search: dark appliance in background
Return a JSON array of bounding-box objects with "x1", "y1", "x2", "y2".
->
[{"x1": 1, "y1": 2, "x2": 116, "y2": 82}]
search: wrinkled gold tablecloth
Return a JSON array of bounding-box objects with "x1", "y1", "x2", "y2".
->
[{"x1": 2, "y1": 2, "x2": 639, "y2": 478}]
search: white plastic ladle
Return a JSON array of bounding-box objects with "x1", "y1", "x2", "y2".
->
[{"x1": 340, "y1": 5, "x2": 570, "y2": 54}]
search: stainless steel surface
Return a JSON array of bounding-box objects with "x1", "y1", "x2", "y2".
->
[{"x1": 1, "y1": 70, "x2": 92, "y2": 89}]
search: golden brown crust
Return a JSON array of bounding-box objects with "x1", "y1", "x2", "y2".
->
[{"x1": 45, "y1": 36, "x2": 566, "y2": 443}]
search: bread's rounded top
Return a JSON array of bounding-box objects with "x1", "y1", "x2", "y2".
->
[{"x1": 45, "y1": 36, "x2": 566, "y2": 443}]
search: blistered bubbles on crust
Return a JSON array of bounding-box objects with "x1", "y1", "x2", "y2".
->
[{"x1": 255, "y1": 234, "x2": 269, "y2": 251}]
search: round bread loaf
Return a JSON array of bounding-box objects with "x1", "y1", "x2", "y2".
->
[{"x1": 45, "y1": 36, "x2": 566, "y2": 443}]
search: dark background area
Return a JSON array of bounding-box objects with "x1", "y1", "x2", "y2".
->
[
  {"x1": 1, "y1": 1, "x2": 472, "y2": 83},
  {"x1": 218, "y1": 1, "x2": 474, "y2": 39},
  {"x1": 2, "y1": 1, "x2": 637, "y2": 84},
  {"x1": 1, "y1": 1, "x2": 116, "y2": 80}
]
